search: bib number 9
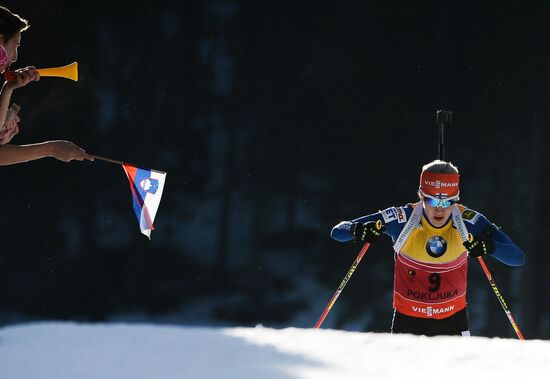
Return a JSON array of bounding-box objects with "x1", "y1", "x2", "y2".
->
[{"x1": 428, "y1": 273, "x2": 441, "y2": 292}]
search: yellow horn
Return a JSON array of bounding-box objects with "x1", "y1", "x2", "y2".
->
[{"x1": 36, "y1": 62, "x2": 78, "y2": 81}]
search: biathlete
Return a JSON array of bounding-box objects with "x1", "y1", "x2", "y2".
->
[{"x1": 331, "y1": 160, "x2": 525, "y2": 336}]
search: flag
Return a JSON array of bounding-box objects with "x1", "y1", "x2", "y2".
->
[{"x1": 122, "y1": 163, "x2": 167, "y2": 239}]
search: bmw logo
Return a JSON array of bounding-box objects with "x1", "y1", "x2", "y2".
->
[{"x1": 426, "y1": 236, "x2": 447, "y2": 258}]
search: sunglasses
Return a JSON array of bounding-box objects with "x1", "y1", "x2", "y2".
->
[{"x1": 423, "y1": 197, "x2": 457, "y2": 209}]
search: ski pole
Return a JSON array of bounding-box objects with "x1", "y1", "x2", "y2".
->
[
  {"x1": 468, "y1": 234, "x2": 525, "y2": 340},
  {"x1": 314, "y1": 220, "x2": 382, "y2": 329},
  {"x1": 476, "y1": 255, "x2": 525, "y2": 340}
]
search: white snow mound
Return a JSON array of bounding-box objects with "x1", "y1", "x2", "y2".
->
[{"x1": 0, "y1": 322, "x2": 548, "y2": 379}]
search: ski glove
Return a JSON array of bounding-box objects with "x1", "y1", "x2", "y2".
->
[
  {"x1": 351, "y1": 220, "x2": 385, "y2": 243},
  {"x1": 463, "y1": 234, "x2": 494, "y2": 257}
]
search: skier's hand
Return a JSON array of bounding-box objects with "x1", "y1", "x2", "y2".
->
[
  {"x1": 351, "y1": 220, "x2": 385, "y2": 243},
  {"x1": 463, "y1": 234, "x2": 494, "y2": 257}
]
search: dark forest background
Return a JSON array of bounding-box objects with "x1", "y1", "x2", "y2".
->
[{"x1": 0, "y1": 1, "x2": 548, "y2": 339}]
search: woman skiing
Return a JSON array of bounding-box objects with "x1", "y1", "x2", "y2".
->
[{"x1": 331, "y1": 160, "x2": 525, "y2": 336}]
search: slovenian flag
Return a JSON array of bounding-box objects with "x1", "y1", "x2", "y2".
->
[{"x1": 122, "y1": 163, "x2": 167, "y2": 239}]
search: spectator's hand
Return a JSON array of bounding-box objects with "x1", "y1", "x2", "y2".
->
[
  {"x1": 48, "y1": 140, "x2": 94, "y2": 162},
  {"x1": 464, "y1": 234, "x2": 494, "y2": 257},
  {"x1": 0, "y1": 107, "x2": 20, "y2": 144},
  {"x1": 4, "y1": 66, "x2": 40, "y2": 90},
  {"x1": 351, "y1": 220, "x2": 385, "y2": 243}
]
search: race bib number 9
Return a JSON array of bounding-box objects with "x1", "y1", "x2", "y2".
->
[{"x1": 393, "y1": 253, "x2": 468, "y2": 319}]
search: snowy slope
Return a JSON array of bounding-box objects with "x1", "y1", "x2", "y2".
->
[{"x1": 0, "y1": 322, "x2": 548, "y2": 379}]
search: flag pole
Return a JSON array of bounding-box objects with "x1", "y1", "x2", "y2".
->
[
  {"x1": 92, "y1": 155, "x2": 166, "y2": 174},
  {"x1": 93, "y1": 155, "x2": 125, "y2": 165}
]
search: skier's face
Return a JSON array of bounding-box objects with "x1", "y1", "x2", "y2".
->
[{"x1": 422, "y1": 198, "x2": 453, "y2": 227}]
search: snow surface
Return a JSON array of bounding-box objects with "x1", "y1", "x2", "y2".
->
[{"x1": 0, "y1": 322, "x2": 548, "y2": 379}]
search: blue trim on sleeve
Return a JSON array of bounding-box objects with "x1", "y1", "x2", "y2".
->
[
  {"x1": 330, "y1": 205, "x2": 413, "y2": 243},
  {"x1": 464, "y1": 209, "x2": 525, "y2": 267}
]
